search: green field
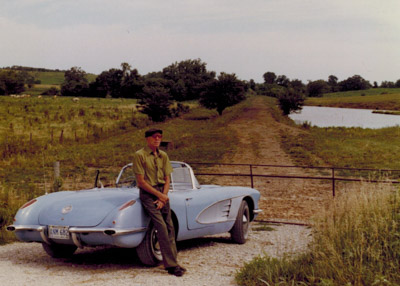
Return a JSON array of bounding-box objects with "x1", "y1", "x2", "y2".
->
[
  {"x1": 21, "y1": 70, "x2": 97, "y2": 96},
  {"x1": 306, "y1": 88, "x2": 400, "y2": 110},
  {"x1": 31, "y1": 70, "x2": 97, "y2": 85}
]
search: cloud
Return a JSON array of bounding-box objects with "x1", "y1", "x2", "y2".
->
[{"x1": 0, "y1": 0, "x2": 399, "y2": 82}]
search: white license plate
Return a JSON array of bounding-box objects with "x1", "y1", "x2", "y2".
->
[{"x1": 48, "y1": 225, "x2": 70, "y2": 239}]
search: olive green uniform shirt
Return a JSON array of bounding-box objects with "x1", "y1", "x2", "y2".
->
[{"x1": 132, "y1": 146, "x2": 173, "y2": 186}]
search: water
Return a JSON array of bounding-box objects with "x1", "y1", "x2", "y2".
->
[{"x1": 289, "y1": 106, "x2": 400, "y2": 129}]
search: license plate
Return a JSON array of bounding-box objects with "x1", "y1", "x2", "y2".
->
[{"x1": 48, "y1": 225, "x2": 70, "y2": 239}]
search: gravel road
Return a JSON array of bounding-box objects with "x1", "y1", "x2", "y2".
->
[{"x1": 0, "y1": 223, "x2": 311, "y2": 286}]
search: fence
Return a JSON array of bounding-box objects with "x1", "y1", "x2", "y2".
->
[{"x1": 189, "y1": 162, "x2": 400, "y2": 197}]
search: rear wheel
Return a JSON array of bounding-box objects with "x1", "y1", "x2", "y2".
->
[
  {"x1": 136, "y1": 223, "x2": 163, "y2": 266},
  {"x1": 230, "y1": 200, "x2": 250, "y2": 244},
  {"x1": 42, "y1": 243, "x2": 77, "y2": 258}
]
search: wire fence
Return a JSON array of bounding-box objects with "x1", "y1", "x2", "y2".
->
[{"x1": 189, "y1": 162, "x2": 400, "y2": 197}]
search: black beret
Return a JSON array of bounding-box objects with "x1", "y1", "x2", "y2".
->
[{"x1": 145, "y1": 128, "x2": 163, "y2": 138}]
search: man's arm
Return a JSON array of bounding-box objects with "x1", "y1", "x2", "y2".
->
[
  {"x1": 136, "y1": 174, "x2": 169, "y2": 203},
  {"x1": 162, "y1": 175, "x2": 170, "y2": 195}
]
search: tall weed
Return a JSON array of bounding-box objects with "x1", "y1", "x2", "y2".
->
[{"x1": 236, "y1": 183, "x2": 400, "y2": 285}]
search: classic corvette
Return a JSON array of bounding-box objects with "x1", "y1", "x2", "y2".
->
[{"x1": 7, "y1": 161, "x2": 261, "y2": 266}]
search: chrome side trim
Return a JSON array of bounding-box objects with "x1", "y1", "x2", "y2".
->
[
  {"x1": 253, "y1": 209, "x2": 263, "y2": 214},
  {"x1": 69, "y1": 227, "x2": 147, "y2": 236}
]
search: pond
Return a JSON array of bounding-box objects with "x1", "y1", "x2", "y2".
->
[{"x1": 289, "y1": 106, "x2": 400, "y2": 129}]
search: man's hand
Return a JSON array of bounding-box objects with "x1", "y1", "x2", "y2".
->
[
  {"x1": 158, "y1": 192, "x2": 169, "y2": 203},
  {"x1": 154, "y1": 199, "x2": 165, "y2": 210}
]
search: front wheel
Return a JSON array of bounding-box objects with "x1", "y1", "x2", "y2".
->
[
  {"x1": 230, "y1": 200, "x2": 250, "y2": 244},
  {"x1": 42, "y1": 243, "x2": 77, "y2": 258},
  {"x1": 136, "y1": 223, "x2": 163, "y2": 266}
]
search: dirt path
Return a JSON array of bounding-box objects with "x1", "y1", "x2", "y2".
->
[{"x1": 214, "y1": 97, "x2": 332, "y2": 222}]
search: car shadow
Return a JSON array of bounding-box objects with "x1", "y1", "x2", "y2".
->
[{"x1": 5, "y1": 234, "x2": 234, "y2": 270}]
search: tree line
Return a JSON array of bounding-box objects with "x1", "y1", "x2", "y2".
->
[
  {"x1": 60, "y1": 60, "x2": 247, "y2": 120},
  {"x1": 1, "y1": 60, "x2": 400, "y2": 118}
]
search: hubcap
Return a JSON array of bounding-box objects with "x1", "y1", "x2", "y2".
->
[{"x1": 151, "y1": 228, "x2": 162, "y2": 261}]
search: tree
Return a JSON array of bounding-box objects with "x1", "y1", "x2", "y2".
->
[
  {"x1": 248, "y1": 79, "x2": 256, "y2": 90},
  {"x1": 307, "y1": 80, "x2": 330, "y2": 97},
  {"x1": 278, "y1": 88, "x2": 305, "y2": 115},
  {"x1": 88, "y1": 63, "x2": 143, "y2": 98},
  {"x1": 0, "y1": 70, "x2": 25, "y2": 95},
  {"x1": 381, "y1": 81, "x2": 395, "y2": 88},
  {"x1": 162, "y1": 59, "x2": 215, "y2": 101},
  {"x1": 263, "y1": 72, "x2": 276, "y2": 84},
  {"x1": 276, "y1": 75, "x2": 290, "y2": 87},
  {"x1": 199, "y1": 73, "x2": 246, "y2": 115},
  {"x1": 339, "y1": 75, "x2": 371, "y2": 91},
  {"x1": 289, "y1": 79, "x2": 305, "y2": 93},
  {"x1": 138, "y1": 78, "x2": 171, "y2": 122},
  {"x1": 61, "y1": 67, "x2": 89, "y2": 97},
  {"x1": 121, "y1": 66, "x2": 143, "y2": 98},
  {"x1": 328, "y1": 75, "x2": 338, "y2": 92}
]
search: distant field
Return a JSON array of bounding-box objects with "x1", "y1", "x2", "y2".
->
[
  {"x1": 306, "y1": 88, "x2": 400, "y2": 110},
  {"x1": 323, "y1": 88, "x2": 400, "y2": 98},
  {"x1": 31, "y1": 71, "x2": 97, "y2": 85},
  {"x1": 24, "y1": 71, "x2": 97, "y2": 95}
]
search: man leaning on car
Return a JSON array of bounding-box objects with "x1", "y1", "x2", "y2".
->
[{"x1": 132, "y1": 128, "x2": 186, "y2": 277}]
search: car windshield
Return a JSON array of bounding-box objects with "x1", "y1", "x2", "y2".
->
[
  {"x1": 171, "y1": 167, "x2": 193, "y2": 190},
  {"x1": 116, "y1": 162, "x2": 199, "y2": 190}
]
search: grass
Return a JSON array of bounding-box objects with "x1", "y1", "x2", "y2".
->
[
  {"x1": 21, "y1": 70, "x2": 97, "y2": 96},
  {"x1": 235, "y1": 93, "x2": 400, "y2": 285},
  {"x1": 236, "y1": 182, "x2": 400, "y2": 285},
  {"x1": 322, "y1": 88, "x2": 400, "y2": 98},
  {"x1": 305, "y1": 88, "x2": 400, "y2": 110},
  {"x1": 31, "y1": 70, "x2": 97, "y2": 85},
  {"x1": 280, "y1": 125, "x2": 400, "y2": 172}
]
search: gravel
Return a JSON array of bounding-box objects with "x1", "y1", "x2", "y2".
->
[
  {"x1": 0, "y1": 223, "x2": 311, "y2": 286},
  {"x1": 0, "y1": 224, "x2": 311, "y2": 286}
]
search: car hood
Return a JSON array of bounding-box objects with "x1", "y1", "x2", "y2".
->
[{"x1": 38, "y1": 188, "x2": 139, "y2": 227}]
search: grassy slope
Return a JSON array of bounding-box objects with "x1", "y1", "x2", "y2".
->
[
  {"x1": 25, "y1": 71, "x2": 97, "y2": 95},
  {"x1": 306, "y1": 88, "x2": 400, "y2": 110}
]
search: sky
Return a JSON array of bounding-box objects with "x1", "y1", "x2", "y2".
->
[{"x1": 0, "y1": 0, "x2": 399, "y2": 84}]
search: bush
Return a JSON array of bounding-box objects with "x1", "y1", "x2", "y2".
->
[
  {"x1": 41, "y1": 87, "x2": 59, "y2": 96},
  {"x1": 278, "y1": 89, "x2": 305, "y2": 115}
]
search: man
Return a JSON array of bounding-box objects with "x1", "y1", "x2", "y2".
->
[{"x1": 133, "y1": 128, "x2": 186, "y2": 277}]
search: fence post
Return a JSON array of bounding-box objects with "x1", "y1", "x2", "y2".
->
[
  {"x1": 250, "y1": 165, "x2": 254, "y2": 188},
  {"x1": 332, "y1": 167, "x2": 336, "y2": 197},
  {"x1": 53, "y1": 161, "x2": 61, "y2": 192}
]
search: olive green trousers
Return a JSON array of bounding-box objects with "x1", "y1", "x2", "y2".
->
[{"x1": 139, "y1": 186, "x2": 178, "y2": 269}]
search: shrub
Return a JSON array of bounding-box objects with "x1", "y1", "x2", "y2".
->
[
  {"x1": 236, "y1": 182, "x2": 400, "y2": 285},
  {"x1": 278, "y1": 89, "x2": 305, "y2": 115}
]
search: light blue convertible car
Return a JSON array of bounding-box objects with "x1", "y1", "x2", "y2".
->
[{"x1": 7, "y1": 162, "x2": 261, "y2": 266}]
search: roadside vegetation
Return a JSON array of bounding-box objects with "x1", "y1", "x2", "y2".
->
[{"x1": 236, "y1": 182, "x2": 400, "y2": 285}]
